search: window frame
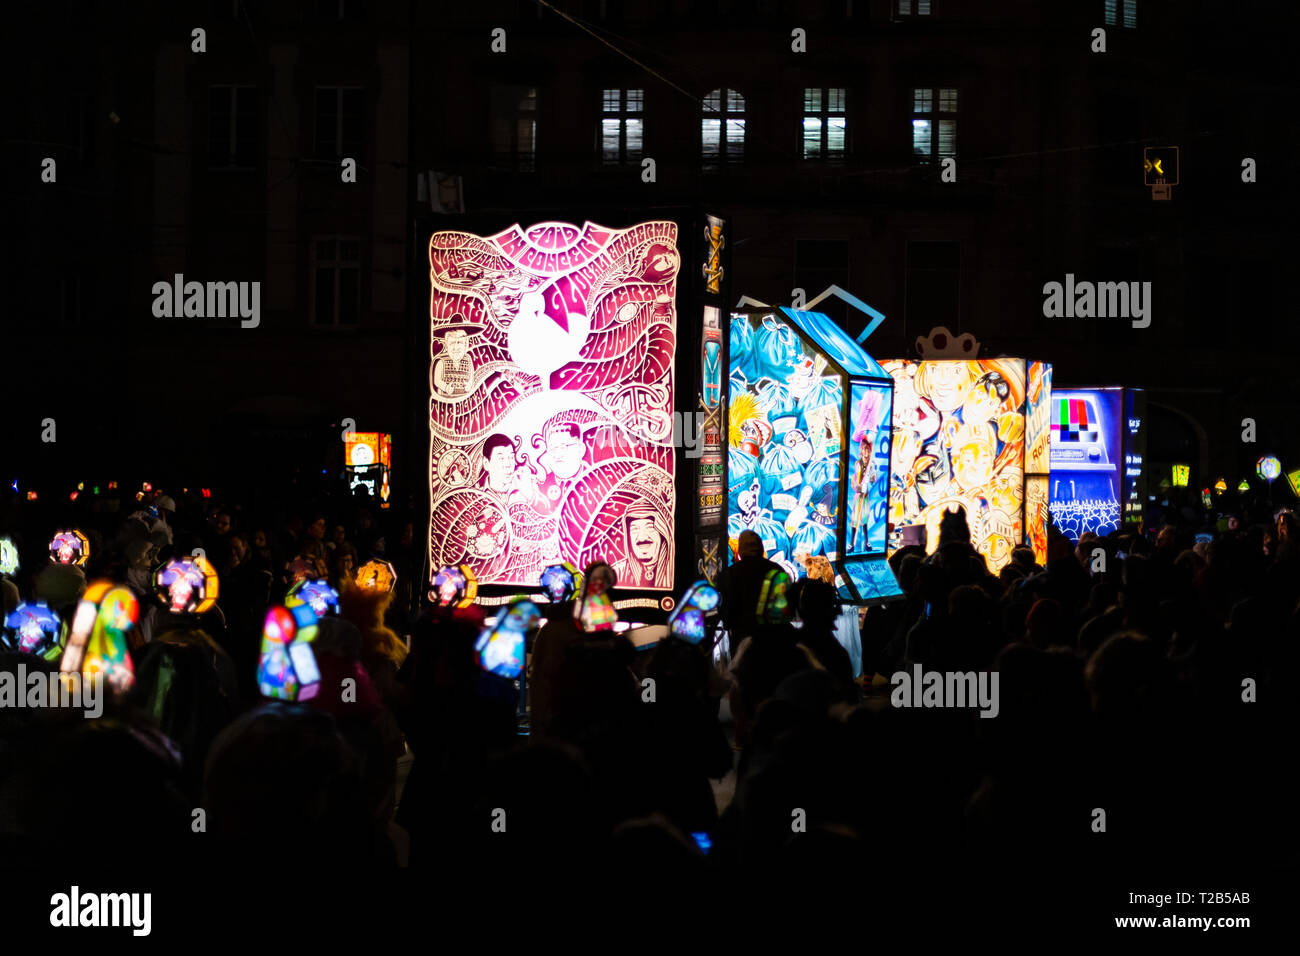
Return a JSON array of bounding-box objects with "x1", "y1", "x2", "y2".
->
[
  {"x1": 599, "y1": 87, "x2": 645, "y2": 166},
  {"x1": 701, "y1": 87, "x2": 746, "y2": 169},
  {"x1": 910, "y1": 85, "x2": 958, "y2": 164},
  {"x1": 801, "y1": 87, "x2": 848, "y2": 162},
  {"x1": 311, "y1": 235, "x2": 363, "y2": 328}
]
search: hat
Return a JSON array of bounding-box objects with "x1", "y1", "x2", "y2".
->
[
  {"x1": 738, "y1": 530, "x2": 764, "y2": 559},
  {"x1": 431, "y1": 311, "x2": 486, "y2": 338},
  {"x1": 35, "y1": 563, "x2": 86, "y2": 612},
  {"x1": 155, "y1": 495, "x2": 177, "y2": 513}
]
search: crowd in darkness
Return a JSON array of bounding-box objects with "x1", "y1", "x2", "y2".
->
[{"x1": 0, "y1": 482, "x2": 1295, "y2": 911}]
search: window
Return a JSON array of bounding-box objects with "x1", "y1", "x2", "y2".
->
[
  {"x1": 702, "y1": 88, "x2": 745, "y2": 168},
  {"x1": 209, "y1": 85, "x2": 259, "y2": 168},
  {"x1": 905, "y1": 241, "x2": 960, "y2": 334},
  {"x1": 802, "y1": 88, "x2": 847, "y2": 160},
  {"x1": 314, "y1": 87, "x2": 364, "y2": 159},
  {"x1": 313, "y1": 237, "x2": 361, "y2": 326},
  {"x1": 1105, "y1": 0, "x2": 1136, "y2": 28},
  {"x1": 600, "y1": 88, "x2": 643, "y2": 165},
  {"x1": 490, "y1": 86, "x2": 537, "y2": 172},
  {"x1": 911, "y1": 87, "x2": 957, "y2": 163},
  {"x1": 898, "y1": 0, "x2": 932, "y2": 14}
]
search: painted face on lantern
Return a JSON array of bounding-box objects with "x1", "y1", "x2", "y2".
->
[
  {"x1": 954, "y1": 438, "x2": 995, "y2": 490},
  {"x1": 925, "y1": 362, "x2": 976, "y2": 413},
  {"x1": 962, "y1": 372, "x2": 1008, "y2": 425},
  {"x1": 629, "y1": 517, "x2": 661, "y2": 563},
  {"x1": 543, "y1": 425, "x2": 585, "y2": 480},
  {"x1": 445, "y1": 329, "x2": 469, "y2": 361}
]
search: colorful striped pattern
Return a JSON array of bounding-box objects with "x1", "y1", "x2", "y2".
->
[{"x1": 1052, "y1": 398, "x2": 1098, "y2": 443}]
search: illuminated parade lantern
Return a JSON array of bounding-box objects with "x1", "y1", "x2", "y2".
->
[
  {"x1": 1257, "y1": 455, "x2": 1281, "y2": 483},
  {"x1": 257, "y1": 604, "x2": 321, "y2": 701},
  {"x1": 153, "y1": 555, "x2": 220, "y2": 614},
  {"x1": 475, "y1": 597, "x2": 539, "y2": 679},
  {"x1": 1286, "y1": 469, "x2": 1300, "y2": 498},
  {"x1": 539, "y1": 562, "x2": 581, "y2": 604},
  {"x1": 729, "y1": 306, "x2": 902, "y2": 604},
  {"x1": 0, "y1": 536, "x2": 19, "y2": 576},
  {"x1": 354, "y1": 558, "x2": 397, "y2": 593},
  {"x1": 883, "y1": 332, "x2": 1053, "y2": 572},
  {"x1": 431, "y1": 564, "x2": 479, "y2": 608},
  {"x1": 427, "y1": 220, "x2": 685, "y2": 605},
  {"x1": 50, "y1": 529, "x2": 89, "y2": 567},
  {"x1": 574, "y1": 562, "x2": 618, "y2": 632},
  {"x1": 1047, "y1": 386, "x2": 1147, "y2": 542},
  {"x1": 286, "y1": 579, "x2": 340, "y2": 617},
  {"x1": 344, "y1": 431, "x2": 392, "y2": 508},
  {"x1": 666, "y1": 580, "x2": 720, "y2": 644},
  {"x1": 2, "y1": 601, "x2": 62, "y2": 658},
  {"x1": 60, "y1": 581, "x2": 138, "y2": 694}
]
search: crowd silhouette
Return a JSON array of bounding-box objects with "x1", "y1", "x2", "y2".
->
[{"x1": 0, "y1": 483, "x2": 1294, "y2": 921}]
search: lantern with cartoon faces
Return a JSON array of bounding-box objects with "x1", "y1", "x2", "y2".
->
[
  {"x1": 154, "y1": 555, "x2": 220, "y2": 614},
  {"x1": 287, "y1": 579, "x2": 340, "y2": 617},
  {"x1": 2, "y1": 602, "x2": 61, "y2": 657},
  {"x1": 884, "y1": 352, "x2": 1053, "y2": 573},
  {"x1": 50, "y1": 530, "x2": 89, "y2": 567}
]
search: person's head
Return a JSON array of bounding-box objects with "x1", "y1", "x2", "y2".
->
[
  {"x1": 444, "y1": 327, "x2": 469, "y2": 361},
  {"x1": 738, "y1": 529, "x2": 764, "y2": 560},
  {"x1": 332, "y1": 524, "x2": 347, "y2": 545},
  {"x1": 482, "y1": 434, "x2": 516, "y2": 491},
  {"x1": 228, "y1": 533, "x2": 248, "y2": 566},
  {"x1": 307, "y1": 515, "x2": 327, "y2": 541},
  {"x1": 215, "y1": 511, "x2": 232, "y2": 535},
  {"x1": 155, "y1": 495, "x2": 176, "y2": 520},
  {"x1": 252, "y1": 528, "x2": 268, "y2": 550},
  {"x1": 542, "y1": 423, "x2": 585, "y2": 480}
]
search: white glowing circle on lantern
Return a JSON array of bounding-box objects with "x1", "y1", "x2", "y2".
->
[{"x1": 351, "y1": 443, "x2": 375, "y2": 466}]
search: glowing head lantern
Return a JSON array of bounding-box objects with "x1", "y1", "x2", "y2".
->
[
  {"x1": 474, "y1": 598, "x2": 540, "y2": 679},
  {"x1": 154, "y1": 555, "x2": 220, "y2": 614},
  {"x1": 0, "y1": 537, "x2": 18, "y2": 576},
  {"x1": 431, "y1": 564, "x2": 478, "y2": 608},
  {"x1": 1257, "y1": 456, "x2": 1281, "y2": 482},
  {"x1": 286, "y1": 579, "x2": 340, "y2": 618},
  {"x1": 667, "y1": 580, "x2": 721, "y2": 644},
  {"x1": 2, "y1": 602, "x2": 61, "y2": 657},
  {"x1": 257, "y1": 604, "x2": 322, "y2": 701},
  {"x1": 575, "y1": 561, "x2": 618, "y2": 632},
  {"x1": 756, "y1": 568, "x2": 792, "y2": 626},
  {"x1": 50, "y1": 530, "x2": 89, "y2": 567},
  {"x1": 539, "y1": 562, "x2": 581, "y2": 604},
  {"x1": 60, "y1": 581, "x2": 138, "y2": 694},
  {"x1": 355, "y1": 559, "x2": 397, "y2": 593}
]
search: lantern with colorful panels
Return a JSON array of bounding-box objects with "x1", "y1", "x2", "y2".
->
[
  {"x1": 257, "y1": 604, "x2": 322, "y2": 701},
  {"x1": 1046, "y1": 386, "x2": 1148, "y2": 541},
  {"x1": 2, "y1": 602, "x2": 62, "y2": 658},
  {"x1": 1287, "y1": 469, "x2": 1300, "y2": 499},
  {"x1": 0, "y1": 537, "x2": 18, "y2": 576},
  {"x1": 431, "y1": 564, "x2": 478, "y2": 608},
  {"x1": 666, "y1": 580, "x2": 720, "y2": 644},
  {"x1": 286, "y1": 579, "x2": 340, "y2": 618},
  {"x1": 50, "y1": 530, "x2": 89, "y2": 567},
  {"x1": 1238, "y1": 479, "x2": 1251, "y2": 493},
  {"x1": 344, "y1": 431, "x2": 393, "y2": 507},
  {"x1": 1257, "y1": 456, "x2": 1281, "y2": 484},
  {"x1": 755, "y1": 568, "x2": 793, "y2": 626},
  {"x1": 60, "y1": 581, "x2": 138, "y2": 694},
  {"x1": 153, "y1": 555, "x2": 220, "y2": 615},
  {"x1": 1214, "y1": 478, "x2": 1228, "y2": 494},
  {"x1": 883, "y1": 329, "x2": 1054, "y2": 573},
  {"x1": 574, "y1": 562, "x2": 618, "y2": 633},
  {"x1": 539, "y1": 562, "x2": 581, "y2": 604},
  {"x1": 728, "y1": 305, "x2": 902, "y2": 604},
  {"x1": 355, "y1": 559, "x2": 397, "y2": 594},
  {"x1": 475, "y1": 597, "x2": 539, "y2": 679}
]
